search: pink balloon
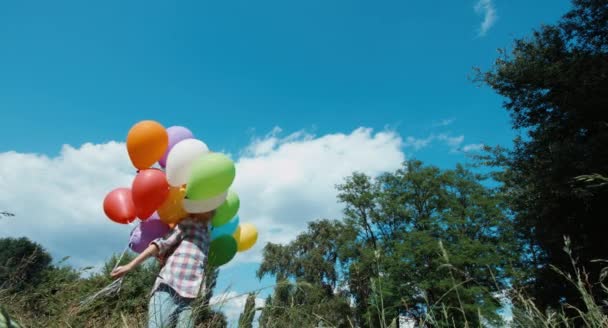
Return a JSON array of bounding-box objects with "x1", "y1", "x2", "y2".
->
[
  {"x1": 159, "y1": 126, "x2": 194, "y2": 168},
  {"x1": 129, "y1": 213, "x2": 171, "y2": 253}
]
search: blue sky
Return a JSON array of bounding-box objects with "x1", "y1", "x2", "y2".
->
[
  {"x1": 0, "y1": 0, "x2": 572, "y2": 324},
  {"x1": 1, "y1": 0, "x2": 570, "y2": 158}
]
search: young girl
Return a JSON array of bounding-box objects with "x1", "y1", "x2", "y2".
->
[{"x1": 111, "y1": 211, "x2": 213, "y2": 328}]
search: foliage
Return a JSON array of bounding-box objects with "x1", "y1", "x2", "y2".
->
[
  {"x1": 476, "y1": 0, "x2": 608, "y2": 312},
  {"x1": 238, "y1": 293, "x2": 256, "y2": 328},
  {"x1": 258, "y1": 161, "x2": 517, "y2": 327},
  {"x1": 0, "y1": 240, "x2": 227, "y2": 327},
  {"x1": 0, "y1": 237, "x2": 52, "y2": 292},
  {"x1": 192, "y1": 266, "x2": 228, "y2": 328}
]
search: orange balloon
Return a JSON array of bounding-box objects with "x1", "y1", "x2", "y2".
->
[
  {"x1": 127, "y1": 120, "x2": 169, "y2": 169},
  {"x1": 158, "y1": 186, "x2": 188, "y2": 224},
  {"x1": 169, "y1": 223, "x2": 176, "y2": 229}
]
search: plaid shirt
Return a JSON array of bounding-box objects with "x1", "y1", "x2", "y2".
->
[{"x1": 150, "y1": 217, "x2": 210, "y2": 299}]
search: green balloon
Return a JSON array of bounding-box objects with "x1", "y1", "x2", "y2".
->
[
  {"x1": 211, "y1": 191, "x2": 240, "y2": 227},
  {"x1": 208, "y1": 235, "x2": 237, "y2": 267},
  {"x1": 186, "y1": 153, "x2": 236, "y2": 200}
]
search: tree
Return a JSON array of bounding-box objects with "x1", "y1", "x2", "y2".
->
[
  {"x1": 257, "y1": 220, "x2": 354, "y2": 327},
  {"x1": 238, "y1": 293, "x2": 256, "y2": 328},
  {"x1": 258, "y1": 295, "x2": 273, "y2": 328},
  {"x1": 477, "y1": 0, "x2": 608, "y2": 310},
  {"x1": 338, "y1": 162, "x2": 515, "y2": 327},
  {"x1": 0, "y1": 237, "x2": 52, "y2": 291},
  {"x1": 258, "y1": 161, "x2": 516, "y2": 327}
]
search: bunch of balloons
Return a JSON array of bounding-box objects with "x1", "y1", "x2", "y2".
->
[{"x1": 102, "y1": 120, "x2": 258, "y2": 267}]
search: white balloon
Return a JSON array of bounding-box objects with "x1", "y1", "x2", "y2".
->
[
  {"x1": 166, "y1": 139, "x2": 209, "y2": 187},
  {"x1": 183, "y1": 192, "x2": 228, "y2": 213}
]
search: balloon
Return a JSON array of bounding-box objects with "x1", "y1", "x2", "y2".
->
[
  {"x1": 103, "y1": 188, "x2": 136, "y2": 224},
  {"x1": 166, "y1": 139, "x2": 209, "y2": 187},
  {"x1": 235, "y1": 223, "x2": 258, "y2": 252},
  {"x1": 159, "y1": 126, "x2": 194, "y2": 168},
  {"x1": 158, "y1": 186, "x2": 188, "y2": 224},
  {"x1": 126, "y1": 120, "x2": 169, "y2": 169},
  {"x1": 207, "y1": 235, "x2": 237, "y2": 267},
  {"x1": 168, "y1": 223, "x2": 176, "y2": 229},
  {"x1": 183, "y1": 191, "x2": 228, "y2": 214},
  {"x1": 129, "y1": 213, "x2": 170, "y2": 253},
  {"x1": 211, "y1": 190, "x2": 240, "y2": 227},
  {"x1": 211, "y1": 215, "x2": 239, "y2": 240},
  {"x1": 186, "y1": 153, "x2": 235, "y2": 200},
  {"x1": 233, "y1": 225, "x2": 241, "y2": 240},
  {"x1": 132, "y1": 169, "x2": 170, "y2": 220}
]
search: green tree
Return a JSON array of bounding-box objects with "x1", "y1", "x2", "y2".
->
[
  {"x1": 258, "y1": 295, "x2": 273, "y2": 328},
  {"x1": 0, "y1": 237, "x2": 52, "y2": 292},
  {"x1": 258, "y1": 220, "x2": 354, "y2": 327},
  {"x1": 238, "y1": 293, "x2": 256, "y2": 328},
  {"x1": 258, "y1": 161, "x2": 516, "y2": 327},
  {"x1": 338, "y1": 162, "x2": 515, "y2": 327},
  {"x1": 477, "y1": 0, "x2": 608, "y2": 311}
]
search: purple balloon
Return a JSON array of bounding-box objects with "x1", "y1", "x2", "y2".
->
[
  {"x1": 129, "y1": 213, "x2": 171, "y2": 253},
  {"x1": 158, "y1": 126, "x2": 194, "y2": 168}
]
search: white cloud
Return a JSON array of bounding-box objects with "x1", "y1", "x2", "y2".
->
[
  {"x1": 436, "y1": 134, "x2": 465, "y2": 151},
  {"x1": 432, "y1": 118, "x2": 455, "y2": 127},
  {"x1": 0, "y1": 128, "x2": 405, "y2": 270},
  {"x1": 232, "y1": 127, "x2": 405, "y2": 264},
  {"x1": 403, "y1": 133, "x2": 465, "y2": 152},
  {"x1": 0, "y1": 142, "x2": 136, "y2": 270},
  {"x1": 0, "y1": 127, "x2": 404, "y2": 323},
  {"x1": 210, "y1": 291, "x2": 265, "y2": 327},
  {"x1": 462, "y1": 143, "x2": 485, "y2": 152},
  {"x1": 404, "y1": 136, "x2": 434, "y2": 151},
  {"x1": 474, "y1": 0, "x2": 497, "y2": 37}
]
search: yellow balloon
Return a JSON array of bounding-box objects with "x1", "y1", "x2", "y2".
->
[
  {"x1": 235, "y1": 223, "x2": 258, "y2": 252},
  {"x1": 158, "y1": 186, "x2": 188, "y2": 224},
  {"x1": 233, "y1": 225, "x2": 241, "y2": 240}
]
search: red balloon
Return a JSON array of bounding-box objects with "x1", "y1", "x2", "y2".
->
[
  {"x1": 103, "y1": 188, "x2": 136, "y2": 224},
  {"x1": 132, "y1": 168, "x2": 170, "y2": 220}
]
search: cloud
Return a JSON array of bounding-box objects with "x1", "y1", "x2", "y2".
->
[
  {"x1": 404, "y1": 136, "x2": 434, "y2": 151},
  {"x1": 436, "y1": 134, "x2": 465, "y2": 151},
  {"x1": 210, "y1": 291, "x2": 265, "y2": 327},
  {"x1": 403, "y1": 133, "x2": 465, "y2": 152},
  {"x1": 0, "y1": 128, "x2": 405, "y2": 323},
  {"x1": 0, "y1": 128, "x2": 405, "y2": 270},
  {"x1": 432, "y1": 118, "x2": 455, "y2": 127},
  {"x1": 474, "y1": 0, "x2": 497, "y2": 37},
  {"x1": 232, "y1": 127, "x2": 405, "y2": 264},
  {"x1": 462, "y1": 143, "x2": 485, "y2": 152},
  {"x1": 0, "y1": 142, "x2": 136, "y2": 270}
]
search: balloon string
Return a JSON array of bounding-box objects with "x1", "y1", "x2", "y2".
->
[
  {"x1": 112, "y1": 244, "x2": 129, "y2": 272},
  {"x1": 78, "y1": 244, "x2": 130, "y2": 310}
]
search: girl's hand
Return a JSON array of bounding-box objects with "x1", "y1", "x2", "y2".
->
[{"x1": 111, "y1": 265, "x2": 132, "y2": 279}]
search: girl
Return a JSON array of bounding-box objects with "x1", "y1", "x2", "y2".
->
[{"x1": 111, "y1": 211, "x2": 213, "y2": 328}]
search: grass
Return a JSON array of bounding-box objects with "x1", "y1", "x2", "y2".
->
[{"x1": 2, "y1": 238, "x2": 608, "y2": 327}]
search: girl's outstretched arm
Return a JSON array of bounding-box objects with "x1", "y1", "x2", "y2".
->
[{"x1": 110, "y1": 243, "x2": 159, "y2": 279}]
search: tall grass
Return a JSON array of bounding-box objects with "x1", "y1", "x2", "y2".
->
[{"x1": 2, "y1": 237, "x2": 608, "y2": 327}]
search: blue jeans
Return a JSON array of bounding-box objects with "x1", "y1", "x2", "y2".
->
[{"x1": 148, "y1": 284, "x2": 194, "y2": 328}]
